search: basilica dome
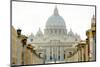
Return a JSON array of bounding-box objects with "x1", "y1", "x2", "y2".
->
[
  {"x1": 44, "y1": 6, "x2": 67, "y2": 36},
  {"x1": 45, "y1": 6, "x2": 66, "y2": 29}
]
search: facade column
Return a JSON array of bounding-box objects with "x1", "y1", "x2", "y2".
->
[
  {"x1": 60, "y1": 47, "x2": 64, "y2": 61},
  {"x1": 16, "y1": 29, "x2": 22, "y2": 65},
  {"x1": 17, "y1": 39, "x2": 22, "y2": 65},
  {"x1": 28, "y1": 49, "x2": 30, "y2": 64},
  {"x1": 89, "y1": 31, "x2": 93, "y2": 61},
  {"x1": 46, "y1": 47, "x2": 50, "y2": 61},
  {"x1": 81, "y1": 46, "x2": 84, "y2": 61},
  {"x1": 52, "y1": 47, "x2": 54, "y2": 61},
  {"x1": 92, "y1": 30, "x2": 96, "y2": 61},
  {"x1": 56, "y1": 47, "x2": 59, "y2": 61},
  {"x1": 50, "y1": 47, "x2": 53, "y2": 61},
  {"x1": 21, "y1": 38, "x2": 27, "y2": 65}
]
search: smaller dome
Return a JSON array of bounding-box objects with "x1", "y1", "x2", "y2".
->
[
  {"x1": 27, "y1": 33, "x2": 34, "y2": 44},
  {"x1": 74, "y1": 33, "x2": 81, "y2": 41},
  {"x1": 68, "y1": 28, "x2": 74, "y2": 36},
  {"x1": 36, "y1": 28, "x2": 43, "y2": 37}
]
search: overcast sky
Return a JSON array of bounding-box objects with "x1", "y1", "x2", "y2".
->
[{"x1": 12, "y1": 1, "x2": 95, "y2": 40}]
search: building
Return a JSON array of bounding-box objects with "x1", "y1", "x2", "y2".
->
[
  {"x1": 76, "y1": 41, "x2": 89, "y2": 62},
  {"x1": 64, "y1": 40, "x2": 88, "y2": 62},
  {"x1": 11, "y1": 27, "x2": 43, "y2": 66},
  {"x1": 27, "y1": 6, "x2": 81, "y2": 63},
  {"x1": 12, "y1": 6, "x2": 96, "y2": 65},
  {"x1": 23, "y1": 44, "x2": 43, "y2": 64},
  {"x1": 11, "y1": 26, "x2": 17, "y2": 65},
  {"x1": 86, "y1": 15, "x2": 96, "y2": 61},
  {"x1": 68, "y1": 15, "x2": 96, "y2": 62}
]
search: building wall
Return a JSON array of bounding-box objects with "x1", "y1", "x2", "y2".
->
[
  {"x1": 19, "y1": 37, "x2": 43, "y2": 65},
  {"x1": 85, "y1": 43, "x2": 89, "y2": 61},
  {"x1": 66, "y1": 52, "x2": 79, "y2": 62},
  {"x1": 11, "y1": 26, "x2": 17, "y2": 65},
  {"x1": 11, "y1": 27, "x2": 43, "y2": 66},
  {"x1": 32, "y1": 51, "x2": 43, "y2": 64},
  {"x1": 16, "y1": 38, "x2": 23, "y2": 65},
  {"x1": 78, "y1": 42, "x2": 89, "y2": 62},
  {"x1": 86, "y1": 30, "x2": 96, "y2": 61},
  {"x1": 64, "y1": 41, "x2": 89, "y2": 62},
  {"x1": 24, "y1": 45, "x2": 43, "y2": 64},
  {"x1": 86, "y1": 16, "x2": 96, "y2": 61}
]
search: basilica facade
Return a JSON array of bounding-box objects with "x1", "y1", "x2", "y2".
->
[{"x1": 27, "y1": 6, "x2": 81, "y2": 63}]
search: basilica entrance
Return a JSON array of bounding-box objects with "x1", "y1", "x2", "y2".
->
[{"x1": 44, "y1": 40, "x2": 65, "y2": 63}]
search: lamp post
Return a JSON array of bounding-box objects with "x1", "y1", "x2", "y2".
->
[{"x1": 17, "y1": 29, "x2": 21, "y2": 38}]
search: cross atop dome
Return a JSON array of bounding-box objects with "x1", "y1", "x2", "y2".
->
[{"x1": 54, "y1": 6, "x2": 59, "y2": 16}]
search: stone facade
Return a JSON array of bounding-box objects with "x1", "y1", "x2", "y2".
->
[
  {"x1": 11, "y1": 27, "x2": 43, "y2": 66},
  {"x1": 11, "y1": 26, "x2": 17, "y2": 65},
  {"x1": 12, "y1": 6, "x2": 96, "y2": 65},
  {"x1": 76, "y1": 41, "x2": 89, "y2": 61},
  {"x1": 67, "y1": 15, "x2": 96, "y2": 62},
  {"x1": 86, "y1": 15, "x2": 96, "y2": 61},
  {"x1": 27, "y1": 6, "x2": 81, "y2": 63}
]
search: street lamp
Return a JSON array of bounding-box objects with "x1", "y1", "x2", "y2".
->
[
  {"x1": 17, "y1": 29, "x2": 21, "y2": 38},
  {"x1": 17, "y1": 28, "x2": 28, "y2": 65}
]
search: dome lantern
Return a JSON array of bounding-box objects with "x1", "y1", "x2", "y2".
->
[{"x1": 54, "y1": 6, "x2": 59, "y2": 16}]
